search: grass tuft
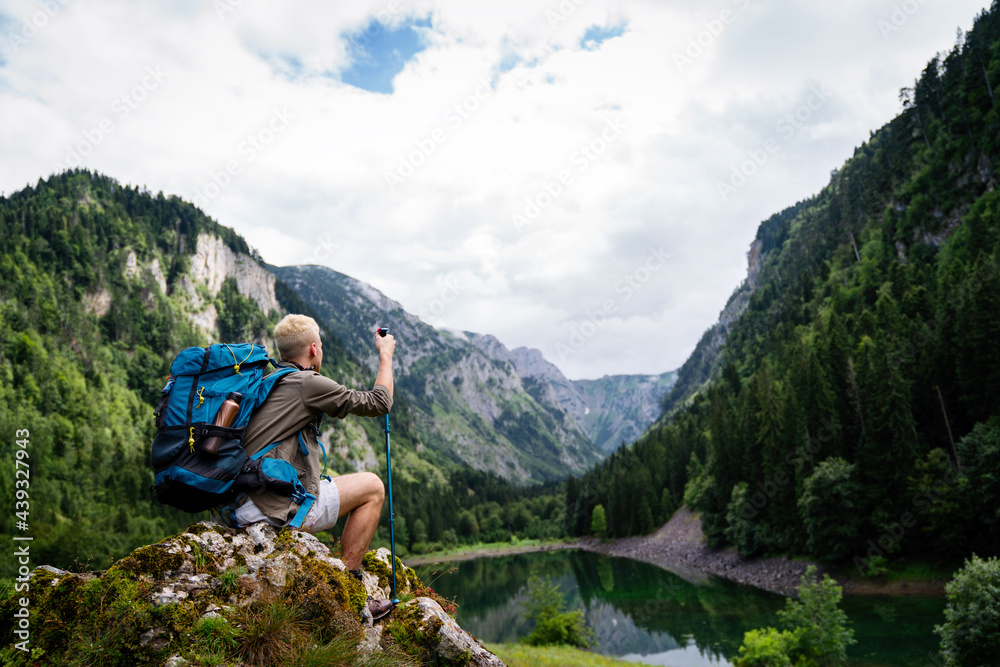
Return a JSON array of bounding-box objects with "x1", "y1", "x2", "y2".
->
[
  {"x1": 233, "y1": 596, "x2": 309, "y2": 666},
  {"x1": 291, "y1": 632, "x2": 417, "y2": 667},
  {"x1": 191, "y1": 615, "x2": 239, "y2": 657}
]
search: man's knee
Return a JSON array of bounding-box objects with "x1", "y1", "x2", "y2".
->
[{"x1": 362, "y1": 472, "x2": 385, "y2": 504}]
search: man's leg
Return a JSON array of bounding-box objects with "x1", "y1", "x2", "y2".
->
[{"x1": 332, "y1": 472, "x2": 385, "y2": 571}]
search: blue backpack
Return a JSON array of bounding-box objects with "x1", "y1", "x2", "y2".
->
[{"x1": 151, "y1": 343, "x2": 317, "y2": 527}]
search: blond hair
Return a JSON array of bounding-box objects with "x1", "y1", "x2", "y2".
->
[{"x1": 274, "y1": 314, "x2": 320, "y2": 360}]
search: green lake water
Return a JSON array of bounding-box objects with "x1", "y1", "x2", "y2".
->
[{"x1": 426, "y1": 550, "x2": 946, "y2": 667}]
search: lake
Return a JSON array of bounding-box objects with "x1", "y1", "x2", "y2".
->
[{"x1": 425, "y1": 550, "x2": 946, "y2": 667}]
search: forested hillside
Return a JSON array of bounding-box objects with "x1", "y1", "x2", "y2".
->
[
  {"x1": 567, "y1": 3, "x2": 1000, "y2": 569},
  {"x1": 0, "y1": 172, "x2": 307, "y2": 577}
]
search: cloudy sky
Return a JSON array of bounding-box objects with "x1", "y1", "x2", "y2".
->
[{"x1": 0, "y1": 0, "x2": 990, "y2": 379}]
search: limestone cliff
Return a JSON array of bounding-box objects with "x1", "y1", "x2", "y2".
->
[
  {"x1": 181, "y1": 233, "x2": 281, "y2": 341},
  {"x1": 188, "y1": 233, "x2": 280, "y2": 315}
]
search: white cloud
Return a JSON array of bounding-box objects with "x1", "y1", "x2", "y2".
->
[{"x1": 0, "y1": 0, "x2": 990, "y2": 379}]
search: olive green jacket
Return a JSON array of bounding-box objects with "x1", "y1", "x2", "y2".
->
[{"x1": 241, "y1": 365, "x2": 392, "y2": 524}]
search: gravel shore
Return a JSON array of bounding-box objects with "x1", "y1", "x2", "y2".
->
[{"x1": 578, "y1": 506, "x2": 946, "y2": 596}]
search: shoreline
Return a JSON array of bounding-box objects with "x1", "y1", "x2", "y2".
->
[
  {"x1": 403, "y1": 540, "x2": 583, "y2": 567},
  {"x1": 403, "y1": 507, "x2": 948, "y2": 597}
]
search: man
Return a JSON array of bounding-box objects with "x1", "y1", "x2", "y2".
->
[{"x1": 234, "y1": 314, "x2": 396, "y2": 620}]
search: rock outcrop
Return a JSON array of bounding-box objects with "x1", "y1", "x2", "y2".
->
[
  {"x1": 179, "y1": 233, "x2": 282, "y2": 340},
  {"x1": 1, "y1": 521, "x2": 504, "y2": 667},
  {"x1": 189, "y1": 233, "x2": 280, "y2": 316}
]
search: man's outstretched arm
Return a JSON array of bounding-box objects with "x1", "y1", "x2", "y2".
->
[{"x1": 373, "y1": 328, "x2": 395, "y2": 397}]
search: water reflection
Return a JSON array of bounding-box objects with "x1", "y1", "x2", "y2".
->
[{"x1": 425, "y1": 550, "x2": 946, "y2": 667}]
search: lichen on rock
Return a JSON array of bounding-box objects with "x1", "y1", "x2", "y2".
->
[{"x1": 0, "y1": 521, "x2": 505, "y2": 667}]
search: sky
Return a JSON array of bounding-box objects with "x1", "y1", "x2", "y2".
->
[{"x1": 0, "y1": 0, "x2": 991, "y2": 379}]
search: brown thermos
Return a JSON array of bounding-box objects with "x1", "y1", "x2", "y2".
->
[{"x1": 200, "y1": 392, "x2": 243, "y2": 456}]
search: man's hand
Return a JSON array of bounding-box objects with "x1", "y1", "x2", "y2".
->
[
  {"x1": 375, "y1": 327, "x2": 396, "y2": 358},
  {"x1": 374, "y1": 326, "x2": 395, "y2": 396}
]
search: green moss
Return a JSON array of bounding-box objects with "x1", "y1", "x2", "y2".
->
[
  {"x1": 110, "y1": 543, "x2": 185, "y2": 579},
  {"x1": 278, "y1": 555, "x2": 368, "y2": 647},
  {"x1": 293, "y1": 556, "x2": 366, "y2": 615},
  {"x1": 0, "y1": 570, "x2": 89, "y2": 652},
  {"x1": 274, "y1": 527, "x2": 297, "y2": 547},
  {"x1": 5, "y1": 568, "x2": 170, "y2": 666},
  {"x1": 383, "y1": 600, "x2": 471, "y2": 666},
  {"x1": 180, "y1": 537, "x2": 222, "y2": 575},
  {"x1": 385, "y1": 601, "x2": 440, "y2": 659},
  {"x1": 363, "y1": 551, "x2": 392, "y2": 589},
  {"x1": 0, "y1": 527, "x2": 459, "y2": 666},
  {"x1": 363, "y1": 551, "x2": 420, "y2": 594},
  {"x1": 184, "y1": 522, "x2": 216, "y2": 536}
]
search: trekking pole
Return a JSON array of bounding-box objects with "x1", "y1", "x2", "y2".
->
[
  {"x1": 384, "y1": 412, "x2": 399, "y2": 604},
  {"x1": 378, "y1": 327, "x2": 399, "y2": 604}
]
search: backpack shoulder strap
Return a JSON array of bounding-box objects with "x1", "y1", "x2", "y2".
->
[{"x1": 248, "y1": 364, "x2": 298, "y2": 406}]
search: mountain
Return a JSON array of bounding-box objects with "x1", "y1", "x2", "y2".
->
[
  {"x1": 271, "y1": 264, "x2": 675, "y2": 461},
  {"x1": 567, "y1": 1, "x2": 1000, "y2": 568},
  {"x1": 463, "y1": 333, "x2": 676, "y2": 454},
  {"x1": 270, "y1": 264, "x2": 605, "y2": 481}
]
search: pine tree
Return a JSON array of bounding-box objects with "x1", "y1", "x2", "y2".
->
[{"x1": 590, "y1": 504, "x2": 607, "y2": 539}]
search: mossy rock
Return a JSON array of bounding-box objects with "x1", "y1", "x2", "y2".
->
[
  {"x1": 363, "y1": 549, "x2": 421, "y2": 596},
  {"x1": 0, "y1": 523, "x2": 500, "y2": 666},
  {"x1": 385, "y1": 600, "x2": 445, "y2": 662},
  {"x1": 110, "y1": 542, "x2": 186, "y2": 579},
  {"x1": 382, "y1": 598, "x2": 493, "y2": 667}
]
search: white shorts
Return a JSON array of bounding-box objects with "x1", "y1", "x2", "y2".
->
[{"x1": 234, "y1": 477, "x2": 341, "y2": 533}]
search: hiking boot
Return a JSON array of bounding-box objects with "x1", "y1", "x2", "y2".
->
[{"x1": 367, "y1": 597, "x2": 393, "y2": 621}]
